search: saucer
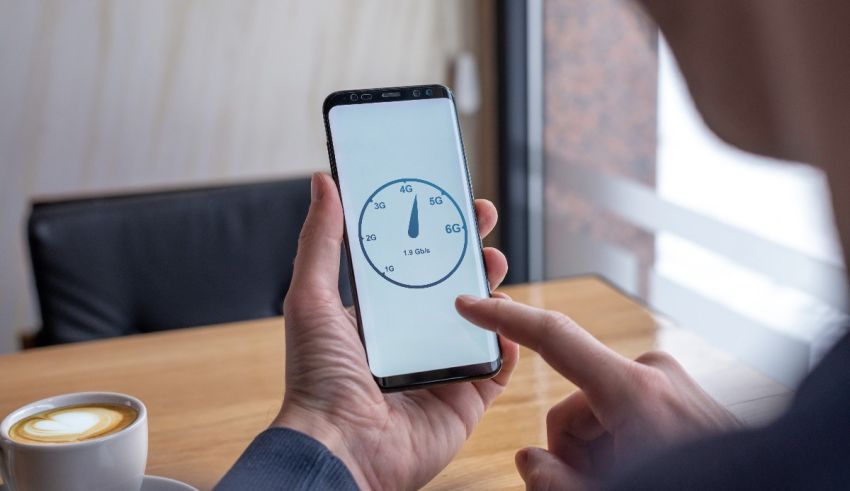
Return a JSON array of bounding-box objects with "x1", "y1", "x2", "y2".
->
[
  {"x1": 0, "y1": 475, "x2": 197, "y2": 491},
  {"x1": 143, "y1": 475, "x2": 199, "y2": 491}
]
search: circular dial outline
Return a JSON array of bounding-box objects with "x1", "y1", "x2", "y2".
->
[{"x1": 358, "y1": 178, "x2": 468, "y2": 289}]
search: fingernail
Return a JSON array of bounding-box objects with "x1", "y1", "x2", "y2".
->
[
  {"x1": 515, "y1": 448, "x2": 529, "y2": 477},
  {"x1": 311, "y1": 172, "x2": 324, "y2": 202},
  {"x1": 456, "y1": 295, "x2": 481, "y2": 306}
]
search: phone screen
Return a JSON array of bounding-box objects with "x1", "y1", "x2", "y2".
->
[{"x1": 327, "y1": 94, "x2": 500, "y2": 380}]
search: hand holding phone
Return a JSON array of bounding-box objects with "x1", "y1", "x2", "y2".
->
[
  {"x1": 325, "y1": 85, "x2": 501, "y2": 390},
  {"x1": 273, "y1": 172, "x2": 519, "y2": 490}
]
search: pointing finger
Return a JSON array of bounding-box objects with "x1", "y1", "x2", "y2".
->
[{"x1": 455, "y1": 296, "x2": 632, "y2": 405}]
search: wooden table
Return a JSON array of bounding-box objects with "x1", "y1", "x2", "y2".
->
[{"x1": 0, "y1": 277, "x2": 790, "y2": 490}]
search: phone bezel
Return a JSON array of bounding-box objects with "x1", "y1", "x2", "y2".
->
[{"x1": 322, "y1": 84, "x2": 502, "y2": 392}]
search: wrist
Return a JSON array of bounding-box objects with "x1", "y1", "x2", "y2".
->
[{"x1": 272, "y1": 405, "x2": 371, "y2": 490}]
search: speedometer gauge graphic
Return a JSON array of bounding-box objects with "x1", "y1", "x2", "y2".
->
[{"x1": 358, "y1": 178, "x2": 468, "y2": 289}]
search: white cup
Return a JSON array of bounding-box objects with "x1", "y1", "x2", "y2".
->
[{"x1": 0, "y1": 392, "x2": 147, "y2": 491}]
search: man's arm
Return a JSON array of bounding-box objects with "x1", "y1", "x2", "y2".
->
[{"x1": 214, "y1": 428, "x2": 358, "y2": 491}]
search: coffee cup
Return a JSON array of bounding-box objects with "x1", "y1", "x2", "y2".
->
[{"x1": 0, "y1": 392, "x2": 147, "y2": 491}]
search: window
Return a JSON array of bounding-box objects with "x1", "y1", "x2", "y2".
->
[{"x1": 504, "y1": 0, "x2": 848, "y2": 386}]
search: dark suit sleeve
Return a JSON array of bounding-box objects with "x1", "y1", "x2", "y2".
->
[
  {"x1": 214, "y1": 428, "x2": 359, "y2": 490},
  {"x1": 603, "y1": 333, "x2": 850, "y2": 491}
]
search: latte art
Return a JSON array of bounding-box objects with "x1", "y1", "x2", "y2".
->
[{"x1": 10, "y1": 404, "x2": 138, "y2": 444}]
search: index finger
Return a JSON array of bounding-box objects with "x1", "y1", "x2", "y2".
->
[{"x1": 456, "y1": 296, "x2": 632, "y2": 404}]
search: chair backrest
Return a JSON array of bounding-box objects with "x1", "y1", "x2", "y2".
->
[{"x1": 28, "y1": 177, "x2": 352, "y2": 346}]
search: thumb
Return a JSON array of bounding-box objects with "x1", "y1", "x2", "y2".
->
[
  {"x1": 517, "y1": 448, "x2": 584, "y2": 491},
  {"x1": 286, "y1": 172, "x2": 344, "y2": 305}
]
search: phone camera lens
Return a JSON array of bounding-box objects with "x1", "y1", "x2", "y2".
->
[
  {"x1": 412, "y1": 89, "x2": 421, "y2": 97},
  {"x1": 350, "y1": 93, "x2": 359, "y2": 102},
  {"x1": 425, "y1": 88, "x2": 433, "y2": 96}
]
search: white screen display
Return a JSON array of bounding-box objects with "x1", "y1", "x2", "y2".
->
[{"x1": 329, "y1": 97, "x2": 499, "y2": 378}]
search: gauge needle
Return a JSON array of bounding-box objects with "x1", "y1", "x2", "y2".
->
[{"x1": 408, "y1": 195, "x2": 419, "y2": 238}]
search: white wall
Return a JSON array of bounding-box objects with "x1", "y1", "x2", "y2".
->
[{"x1": 0, "y1": 0, "x2": 482, "y2": 353}]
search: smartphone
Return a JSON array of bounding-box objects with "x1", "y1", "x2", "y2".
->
[{"x1": 323, "y1": 84, "x2": 501, "y2": 391}]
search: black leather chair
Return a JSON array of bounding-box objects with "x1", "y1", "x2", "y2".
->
[{"x1": 28, "y1": 177, "x2": 352, "y2": 346}]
